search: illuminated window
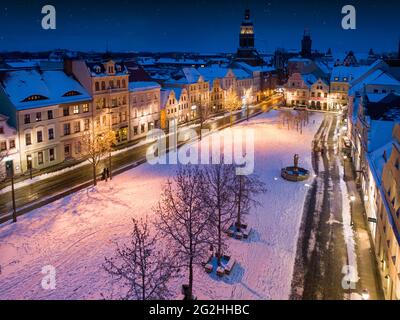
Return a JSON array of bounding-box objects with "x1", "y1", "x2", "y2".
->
[
  {"x1": 22, "y1": 95, "x2": 48, "y2": 102},
  {"x1": 63, "y1": 91, "x2": 81, "y2": 97}
]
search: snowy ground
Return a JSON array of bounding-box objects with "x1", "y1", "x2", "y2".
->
[{"x1": 0, "y1": 110, "x2": 324, "y2": 300}]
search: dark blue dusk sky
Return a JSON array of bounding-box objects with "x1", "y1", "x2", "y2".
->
[{"x1": 0, "y1": 0, "x2": 399, "y2": 54}]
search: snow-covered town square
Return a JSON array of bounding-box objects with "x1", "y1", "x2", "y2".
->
[
  {"x1": 0, "y1": 110, "x2": 325, "y2": 300},
  {"x1": 1, "y1": 1, "x2": 400, "y2": 304}
]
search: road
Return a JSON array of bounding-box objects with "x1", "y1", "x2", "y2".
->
[
  {"x1": 290, "y1": 113, "x2": 349, "y2": 299},
  {"x1": 0, "y1": 97, "x2": 280, "y2": 221}
]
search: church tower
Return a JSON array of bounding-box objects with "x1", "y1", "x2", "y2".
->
[
  {"x1": 239, "y1": 9, "x2": 255, "y2": 49},
  {"x1": 234, "y1": 9, "x2": 264, "y2": 66},
  {"x1": 301, "y1": 29, "x2": 312, "y2": 58}
]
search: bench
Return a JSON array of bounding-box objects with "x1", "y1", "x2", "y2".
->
[
  {"x1": 242, "y1": 227, "x2": 252, "y2": 239},
  {"x1": 216, "y1": 266, "x2": 225, "y2": 277},
  {"x1": 235, "y1": 231, "x2": 243, "y2": 239},
  {"x1": 224, "y1": 258, "x2": 236, "y2": 275},
  {"x1": 205, "y1": 263, "x2": 213, "y2": 273}
]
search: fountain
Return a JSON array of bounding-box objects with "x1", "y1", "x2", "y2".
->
[{"x1": 281, "y1": 154, "x2": 310, "y2": 182}]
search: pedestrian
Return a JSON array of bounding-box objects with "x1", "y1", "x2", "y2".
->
[
  {"x1": 321, "y1": 148, "x2": 324, "y2": 156},
  {"x1": 102, "y1": 168, "x2": 106, "y2": 181},
  {"x1": 106, "y1": 167, "x2": 110, "y2": 179}
]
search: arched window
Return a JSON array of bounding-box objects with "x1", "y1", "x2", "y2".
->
[
  {"x1": 95, "y1": 82, "x2": 100, "y2": 91},
  {"x1": 63, "y1": 90, "x2": 81, "y2": 97},
  {"x1": 22, "y1": 95, "x2": 48, "y2": 102},
  {"x1": 101, "y1": 81, "x2": 106, "y2": 90}
]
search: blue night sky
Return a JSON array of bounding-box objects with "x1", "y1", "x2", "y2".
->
[{"x1": 0, "y1": 0, "x2": 399, "y2": 53}]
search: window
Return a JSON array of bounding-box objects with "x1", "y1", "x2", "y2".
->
[
  {"x1": 49, "y1": 148, "x2": 55, "y2": 161},
  {"x1": 25, "y1": 133, "x2": 32, "y2": 146},
  {"x1": 82, "y1": 104, "x2": 89, "y2": 113},
  {"x1": 38, "y1": 152, "x2": 43, "y2": 165},
  {"x1": 37, "y1": 131, "x2": 43, "y2": 143},
  {"x1": 48, "y1": 128, "x2": 54, "y2": 140},
  {"x1": 63, "y1": 123, "x2": 71, "y2": 136},
  {"x1": 141, "y1": 124, "x2": 145, "y2": 133},
  {"x1": 84, "y1": 119, "x2": 90, "y2": 131},
  {"x1": 122, "y1": 79, "x2": 126, "y2": 88},
  {"x1": 73, "y1": 105, "x2": 79, "y2": 114},
  {"x1": 0, "y1": 127, "x2": 3, "y2": 134},
  {"x1": 64, "y1": 145, "x2": 71, "y2": 157},
  {"x1": 101, "y1": 82, "x2": 106, "y2": 90},
  {"x1": 74, "y1": 121, "x2": 80, "y2": 133},
  {"x1": 0, "y1": 141, "x2": 6, "y2": 151},
  {"x1": 63, "y1": 106, "x2": 69, "y2": 116},
  {"x1": 9, "y1": 140, "x2": 15, "y2": 149},
  {"x1": 22, "y1": 95, "x2": 48, "y2": 102},
  {"x1": 95, "y1": 82, "x2": 100, "y2": 91},
  {"x1": 133, "y1": 126, "x2": 138, "y2": 135},
  {"x1": 24, "y1": 114, "x2": 31, "y2": 124},
  {"x1": 75, "y1": 141, "x2": 81, "y2": 154},
  {"x1": 47, "y1": 110, "x2": 53, "y2": 120}
]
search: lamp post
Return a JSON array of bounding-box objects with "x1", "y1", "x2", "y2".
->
[
  {"x1": 5, "y1": 159, "x2": 17, "y2": 223},
  {"x1": 27, "y1": 155, "x2": 32, "y2": 179}
]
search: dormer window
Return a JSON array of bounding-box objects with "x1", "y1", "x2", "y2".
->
[
  {"x1": 22, "y1": 95, "x2": 48, "y2": 102},
  {"x1": 116, "y1": 65, "x2": 122, "y2": 72},
  {"x1": 94, "y1": 65, "x2": 101, "y2": 73},
  {"x1": 108, "y1": 66, "x2": 114, "y2": 74},
  {"x1": 63, "y1": 90, "x2": 81, "y2": 97},
  {"x1": 343, "y1": 77, "x2": 348, "y2": 81}
]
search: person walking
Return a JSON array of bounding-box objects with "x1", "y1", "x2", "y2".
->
[{"x1": 106, "y1": 167, "x2": 110, "y2": 180}]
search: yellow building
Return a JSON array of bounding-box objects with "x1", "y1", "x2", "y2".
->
[{"x1": 377, "y1": 124, "x2": 400, "y2": 300}]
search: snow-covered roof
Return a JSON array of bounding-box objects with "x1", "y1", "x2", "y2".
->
[
  {"x1": 0, "y1": 70, "x2": 91, "y2": 110},
  {"x1": 182, "y1": 67, "x2": 202, "y2": 83},
  {"x1": 128, "y1": 81, "x2": 160, "y2": 92},
  {"x1": 234, "y1": 62, "x2": 275, "y2": 73},
  {"x1": 368, "y1": 120, "x2": 395, "y2": 152},
  {"x1": 231, "y1": 68, "x2": 251, "y2": 79},
  {"x1": 160, "y1": 89, "x2": 172, "y2": 109},
  {"x1": 301, "y1": 73, "x2": 318, "y2": 87},
  {"x1": 350, "y1": 70, "x2": 400, "y2": 95},
  {"x1": 198, "y1": 65, "x2": 230, "y2": 81}
]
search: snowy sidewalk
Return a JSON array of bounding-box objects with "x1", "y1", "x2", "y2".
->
[{"x1": 343, "y1": 157, "x2": 384, "y2": 300}]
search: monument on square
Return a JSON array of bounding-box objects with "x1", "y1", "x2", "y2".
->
[{"x1": 281, "y1": 154, "x2": 310, "y2": 182}]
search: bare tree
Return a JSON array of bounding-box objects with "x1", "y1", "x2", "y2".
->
[
  {"x1": 80, "y1": 126, "x2": 116, "y2": 186},
  {"x1": 198, "y1": 102, "x2": 210, "y2": 140},
  {"x1": 155, "y1": 166, "x2": 210, "y2": 300},
  {"x1": 104, "y1": 218, "x2": 175, "y2": 300},
  {"x1": 233, "y1": 173, "x2": 267, "y2": 232},
  {"x1": 202, "y1": 163, "x2": 236, "y2": 265},
  {"x1": 225, "y1": 88, "x2": 240, "y2": 127}
]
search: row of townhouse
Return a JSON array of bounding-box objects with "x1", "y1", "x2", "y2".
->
[
  {"x1": 283, "y1": 59, "x2": 396, "y2": 111},
  {"x1": 346, "y1": 61, "x2": 400, "y2": 299},
  {"x1": 0, "y1": 59, "x2": 268, "y2": 177}
]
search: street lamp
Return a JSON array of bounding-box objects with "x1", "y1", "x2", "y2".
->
[
  {"x1": 4, "y1": 158, "x2": 17, "y2": 223},
  {"x1": 361, "y1": 289, "x2": 370, "y2": 300},
  {"x1": 27, "y1": 155, "x2": 33, "y2": 179}
]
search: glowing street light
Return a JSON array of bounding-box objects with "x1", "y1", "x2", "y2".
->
[{"x1": 361, "y1": 289, "x2": 370, "y2": 300}]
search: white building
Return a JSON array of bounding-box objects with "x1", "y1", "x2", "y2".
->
[{"x1": 0, "y1": 114, "x2": 20, "y2": 179}]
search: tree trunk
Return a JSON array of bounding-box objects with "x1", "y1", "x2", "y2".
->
[
  {"x1": 188, "y1": 255, "x2": 193, "y2": 300},
  {"x1": 217, "y1": 208, "x2": 222, "y2": 266},
  {"x1": 92, "y1": 163, "x2": 97, "y2": 186},
  {"x1": 236, "y1": 176, "x2": 242, "y2": 230}
]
